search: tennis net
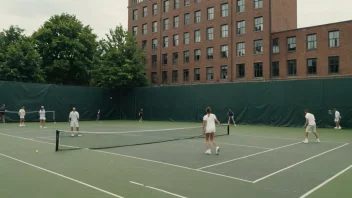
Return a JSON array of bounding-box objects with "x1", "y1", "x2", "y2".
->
[{"x1": 55, "y1": 125, "x2": 230, "y2": 151}]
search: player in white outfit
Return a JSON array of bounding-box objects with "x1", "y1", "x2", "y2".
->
[
  {"x1": 69, "y1": 107, "x2": 80, "y2": 137},
  {"x1": 39, "y1": 106, "x2": 46, "y2": 128},
  {"x1": 202, "y1": 107, "x2": 221, "y2": 155},
  {"x1": 18, "y1": 106, "x2": 26, "y2": 127},
  {"x1": 303, "y1": 109, "x2": 320, "y2": 144},
  {"x1": 334, "y1": 108, "x2": 341, "y2": 129}
]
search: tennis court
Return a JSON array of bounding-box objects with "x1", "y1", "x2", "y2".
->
[{"x1": 0, "y1": 120, "x2": 351, "y2": 198}]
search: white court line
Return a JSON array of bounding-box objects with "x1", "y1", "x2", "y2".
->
[
  {"x1": 36, "y1": 136, "x2": 55, "y2": 141},
  {"x1": 187, "y1": 140, "x2": 272, "y2": 150},
  {"x1": 130, "y1": 181, "x2": 187, "y2": 198},
  {"x1": 0, "y1": 152, "x2": 124, "y2": 198},
  {"x1": 197, "y1": 142, "x2": 301, "y2": 170},
  {"x1": 0, "y1": 132, "x2": 253, "y2": 183},
  {"x1": 300, "y1": 164, "x2": 352, "y2": 198},
  {"x1": 253, "y1": 143, "x2": 349, "y2": 183}
]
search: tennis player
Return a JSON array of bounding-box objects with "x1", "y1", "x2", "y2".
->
[
  {"x1": 69, "y1": 107, "x2": 80, "y2": 136},
  {"x1": 202, "y1": 107, "x2": 220, "y2": 155},
  {"x1": 97, "y1": 109, "x2": 100, "y2": 121},
  {"x1": 139, "y1": 109, "x2": 143, "y2": 122},
  {"x1": 39, "y1": 106, "x2": 46, "y2": 128},
  {"x1": 334, "y1": 108, "x2": 341, "y2": 129},
  {"x1": 0, "y1": 104, "x2": 5, "y2": 124},
  {"x1": 227, "y1": 109, "x2": 236, "y2": 126},
  {"x1": 18, "y1": 106, "x2": 26, "y2": 127},
  {"x1": 303, "y1": 109, "x2": 320, "y2": 144}
]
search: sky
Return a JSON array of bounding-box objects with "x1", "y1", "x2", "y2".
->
[{"x1": 0, "y1": 0, "x2": 351, "y2": 38}]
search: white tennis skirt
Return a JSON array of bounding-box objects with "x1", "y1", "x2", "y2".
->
[{"x1": 205, "y1": 126, "x2": 216, "y2": 134}]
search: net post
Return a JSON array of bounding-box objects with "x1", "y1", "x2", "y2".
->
[
  {"x1": 55, "y1": 130, "x2": 60, "y2": 152},
  {"x1": 227, "y1": 124, "x2": 230, "y2": 135}
]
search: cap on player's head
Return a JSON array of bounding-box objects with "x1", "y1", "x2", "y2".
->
[
  {"x1": 304, "y1": 109, "x2": 309, "y2": 114},
  {"x1": 206, "y1": 107, "x2": 212, "y2": 114}
]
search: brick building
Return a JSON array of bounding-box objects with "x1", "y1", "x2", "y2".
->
[{"x1": 128, "y1": 0, "x2": 352, "y2": 85}]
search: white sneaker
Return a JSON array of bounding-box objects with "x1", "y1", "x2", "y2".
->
[
  {"x1": 40, "y1": 126, "x2": 43, "y2": 128},
  {"x1": 338, "y1": 127, "x2": 342, "y2": 129},
  {"x1": 44, "y1": 127, "x2": 47, "y2": 129},
  {"x1": 302, "y1": 139, "x2": 308, "y2": 144},
  {"x1": 316, "y1": 139, "x2": 320, "y2": 143},
  {"x1": 205, "y1": 149, "x2": 211, "y2": 155},
  {"x1": 234, "y1": 124, "x2": 237, "y2": 126},
  {"x1": 19, "y1": 125, "x2": 22, "y2": 127},
  {"x1": 71, "y1": 134, "x2": 75, "y2": 137},
  {"x1": 334, "y1": 127, "x2": 338, "y2": 129},
  {"x1": 78, "y1": 134, "x2": 82, "y2": 137},
  {"x1": 216, "y1": 147, "x2": 220, "y2": 155}
]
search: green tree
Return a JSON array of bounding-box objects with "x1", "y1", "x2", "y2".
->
[
  {"x1": 32, "y1": 13, "x2": 98, "y2": 85},
  {"x1": 91, "y1": 25, "x2": 148, "y2": 88},
  {"x1": 0, "y1": 26, "x2": 44, "y2": 83}
]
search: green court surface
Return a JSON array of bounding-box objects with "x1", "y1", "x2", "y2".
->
[{"x1": 0, "y1": 121, "x2": 351, "y2": 198}]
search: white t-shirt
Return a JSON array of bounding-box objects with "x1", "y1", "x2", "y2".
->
[
  {"x1": 69, "y1": 111, "x2": 79, "y2": 121},
  {"x1": 39, "y1": 109, "x2": 46, "y2": 118},
  {"x1": 335, "y1": 111, "x2": 341, "y2": 119},
  {"x1": 203, "y1": 114, "x2": 217, "y2": 129},
  {"x1": 19, "y1": 109, "x2": 25, "y2": 117},
  {"x1": 305, "y1": 113, "x2": 316, "y2": 126}
]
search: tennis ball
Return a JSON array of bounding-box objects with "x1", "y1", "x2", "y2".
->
[
  {"x1": 110, "y1": 97, "x2": 113, "y2": 99},
  {"x1": 36, "y1": 150, "x2": 38, "y2": 153}
]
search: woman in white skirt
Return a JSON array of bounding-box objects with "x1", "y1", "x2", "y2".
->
[{"x1": 202, "y1": 107, "x2": 220, "y2": 155}]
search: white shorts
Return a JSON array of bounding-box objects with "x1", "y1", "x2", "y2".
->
[
  {"x1": 228, "y1": 116, "x2": 234, "y2": 119},
  {"x1": 20, "y1": 116, "x2": 25, "y2": 119},
  {"x1": 205, "y1": 127, "x2": 216, "y2": 134},
  {"x1": 306, "y1": 125, "x2": 317, "y2": 133},
  {"x1": 70, "y1": 121, "x2": 79, "y2": 128},
  {"x1": 335, "y1": 118, "x2": 340, "y2": 122},
  {"x1": 40, "y1": 117, "x2": 46, "y2": 121}
]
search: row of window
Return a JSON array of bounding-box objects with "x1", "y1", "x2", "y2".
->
[
  {"x1": 272, "y1": 31, "x2": 340, "y2": 53},
  {"x1": 150, "y1": 56, "x2": 340, "y2": 84},
  {"x1": 132, "y1": 0, "x2": 262, "y2": 19},
  {"x1": 132, "y1": 16, "x2": 263, "y2": 36}
]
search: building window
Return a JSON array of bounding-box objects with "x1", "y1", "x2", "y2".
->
[
  {"x1": 328, "y1": 56, "x2": 339, "y2": 74},
  {"x1": 162, "y1": 71, "x2": 168, "y2": 83},
  {"x1": 184, "y1": 0, "x2": 190, "y2": 7},
  {"x1": 221, "y1": 3, "x2": 228, "y2": 17},
  {"x1": 207, "y1": 47, "x2": 214, "y2": 60},
  {"x1": 142, "y1": 24, "x2": 147, "y2": 35},
  {"x1": 163, "y1": 18, "x2": 169, "y2": 30},
  {"x1": 152, "y1": 21, "x2": 157, "y2": 33},
  {"x1": 184, "y1": 13, "x2": 190, "y2": 25},
  {"x1": 329, "y1": 31, "x2": 339, "y2": 47},
  {"x1": 237, "y1": 21, "x2": 245, "y2": 35},
  {"x1": 132, "y1": 26, "x2": 138, "y2": 36},
  {"x1": 307, "y1": 58, "x2": 317, "y2": 75},
  {"x1": 254, "y1": 62, "x2": 263, "y2": 78},
  {"x1": 133, "y1": 9, "x2": 138, "y2": 20},
  {"x1": 287, "y1": 37, "x2": 296, "y2": 52},
  {"x1": 152, "y1": 39, "x2": 158, "y2": 49},
  {"x1": 307, "y1": 34, "x2": 317, "y2": 50},
  {"x1": 221, "y1": 24, "x2": 229, "y2": 38},
  {"x1": 173, "y1": 16, "x2": 179, "y2": 28},
  {"x1": 173, "y1": 34, "x2": 179, "y2": 46},
  {"x1": 194, "y1": 68, "x2": 200, "y2": 81},
  {"x1": 183, "y1": 69, "x2": 189, "y2": 82},
  {"x1": 195, "y1": 0, "x2": 201, "y2": 4},
  {"x1": 152, "y1": 4, "x2": 158, "y2": 15},
  {"x1": 254, "y1": 0, "x2": 263, "y2": 9},
  {"x1": 237, "y1": 64, "x2": 245, "y2": 78},
  {"x1": 206, "y1": 67, "x2": 214, "y2": 80},
  {"x1": 163, "y1": 36, "x2": 168, "y2": 48},
  {"x1": 164, "y1": 0, "x2": 169, "y2": 12},
  {"x1": 172, "y1": 52, "x2": 178, "y2": 64},
  {"x1": 287, "y1": 60, "x2": 297, "y2": 76},
  {"x1": 194, "y1": 10, "x2": 201, "y2": 23},
  {"x1": 184, "y1": 32, "x2": 190, "y2": 44},
  {"x1": 220, "y1": 65, "x2": 228, "y2": 79},
  {"x1": 194, "y1": 30, "x2": 201, "y2": 42},
  {"x1": 272, "y1": 38, "x2": 279, "y2": 53},
  {"x1": 237, "y1": 42, "x2": 245, "y2": 56},
  {"x1": 172, "y1": 70, "x2": 178, "y2": 83},
  {"x1": 162, "y1": 53, "x2": 168, "y2": 65},
  {"x1": 271, "y1": 61, "x2": 279, "y2": 77},
  {"x1": 151, "y1": 72, "x2": 157, "y2": 84},
  {"x1": 221, "y1": 45, "x2": 228, "y2": 58},
  {"x1": 183, "y1": 50, "x2": 190, "y2": 63},
  {"x1": 254, "y1": 39, "x2": 263, "y2": 55},
  {"x1": 207, "y1": 27, "x2": 214, "y2": 40},
  {"x1": 194, "y1": 49, "x2": 201, "y2": 61},
  {"x1": 143, "y1": 7, "x2": 148, "y2": 17},
  {"x1": 207, "y1": 7, "x2": 214, "y2": 20},
  {"x1": 237, "y1": 0, "x2": 245, "y2": 13},
  {"x1": 151, "y1": 55, "x2": 157, "y2": 67},
  {"x1": 254, "y1": 17, "x2": 263, "y2": 32},
  {"x1": 142, "y1": 40, "x2": 147, "y2": 51},
  {"x1": 174, "y1": 0, "x2": 180, "y2": 9}
]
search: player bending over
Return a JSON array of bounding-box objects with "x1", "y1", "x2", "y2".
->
[
  {"x1": 69, "y1": 107, "x2": 81, "y2": 137},
  {"x1": 18, "y1": 106, "x2": 26, "y2": 127},
  {"x1": 227, "y1": 109, "x2": 236, "y2": 126},
  {"x1": 139, "y1": 109, "x2": 143, "y2": 122},
  {"x1": 334, "y1": 108, "x2": 341, "y2": 129},
  {"x1": 202, "y1": 107, "x2": 220, "y2": 155},
  {"x1": 0, "y1": 104, "x2": 5, "y2": 124},
  {"x1": 303, "y1": 109, "x2": 320, "y2": 144},
  {"x1": 39, "y1": 106, "x2": 46, "y2": 128}
]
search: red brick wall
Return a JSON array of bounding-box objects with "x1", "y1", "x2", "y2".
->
[{"x1": 271, "y1": 0, "x2": 297, "y2": 33}]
